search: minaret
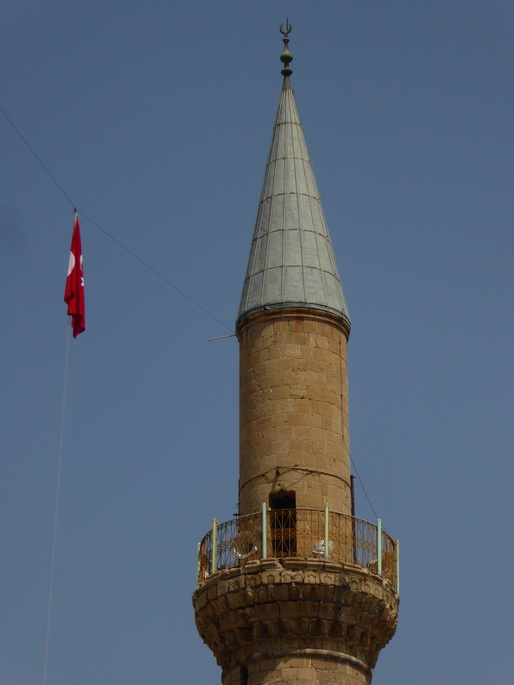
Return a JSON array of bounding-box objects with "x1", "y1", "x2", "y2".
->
[{"x1": 193, "y1": 24, "x2": 399, "y2": 685}]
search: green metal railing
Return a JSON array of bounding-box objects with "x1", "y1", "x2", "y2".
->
[{"x1": 196, "y1": 506, "x2": 399, "y2": 593}]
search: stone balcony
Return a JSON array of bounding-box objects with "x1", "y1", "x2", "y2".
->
[
  {"x1": 196, "y1": 507, "x2": 399, "y2": 593},
  {"x1": 193, "y1": 512, "x2": 400, "y2": 682}
]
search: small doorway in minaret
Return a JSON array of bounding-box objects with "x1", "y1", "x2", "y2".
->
[{"x1": 269, "y1": 490, "x2": 296, "y2": 558}]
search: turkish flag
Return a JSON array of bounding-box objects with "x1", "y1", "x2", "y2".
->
[{"x1": 64, "y1": 214, "x2": 85, "y2": 337}]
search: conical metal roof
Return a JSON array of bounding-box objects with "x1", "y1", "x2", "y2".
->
[{"x1": 237, "y1": 77, "x2": 350, "y2": 329}]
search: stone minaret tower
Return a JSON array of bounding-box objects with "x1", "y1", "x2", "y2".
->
[{"x1": 193, "y1": 24, "x2": 399, "y2": 685}]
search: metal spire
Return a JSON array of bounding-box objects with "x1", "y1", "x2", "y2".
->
[
  {"x1": 279, "y1": 20, "x2": 293, "y2": 77},
  {"x1": 237, "y1": 23, "x2": 350, "y2": 330}
]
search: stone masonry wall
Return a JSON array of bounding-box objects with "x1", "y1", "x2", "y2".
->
[
  {"x1": 237, "y1": 309, "x2": 351, "y2": 517},
  {"x1": 193, "y1": 558, "x2": 399, "y2": 685},
  {"x1": 223, "y1": 654, "x2": 371, "y2": 685}
]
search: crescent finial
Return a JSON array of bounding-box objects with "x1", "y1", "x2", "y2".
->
[
  {"x1": 279, "y1": 19, "x2": 293, "y2": 78},
  {"x1": 279, "y1": 19, "x2": 292, "y2": 37}
]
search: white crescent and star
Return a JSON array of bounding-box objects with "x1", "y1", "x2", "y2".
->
[{"x1": 67, "y1": 252, "x2": 75, "y2": 276}]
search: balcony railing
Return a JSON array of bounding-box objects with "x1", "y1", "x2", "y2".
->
[{"x1": 196, "y1": 506, "x2": 399, "y2": 593}]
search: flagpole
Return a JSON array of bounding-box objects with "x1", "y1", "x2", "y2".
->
[{"x1": 42, "y1": 323, "x2": 71, "y2": 685}]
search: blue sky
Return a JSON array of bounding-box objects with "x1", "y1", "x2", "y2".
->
[{"x1": 1, "y1": 1, "x2": 513, "y2": 683}]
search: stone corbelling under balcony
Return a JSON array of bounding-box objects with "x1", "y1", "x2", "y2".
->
[{"x1": 192, "y1": 558, "x2": 399, "y2": 678}]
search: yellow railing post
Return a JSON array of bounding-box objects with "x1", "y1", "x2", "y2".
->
[
  {"x1": 211, "y1": 519, "x2": 218, "y2": 575},
  {"x1": 261, "y1": 502, "x2": 267, "y2": 558},
  {"x1": 394, "y1": 539, "x2": 400, "y2": 594},
  {"x1": 324, "y1": 505, "x2": 330, "y2": 560},
  {"x1": 377, "y1": 518, "x2": 382, "y2": 575}
]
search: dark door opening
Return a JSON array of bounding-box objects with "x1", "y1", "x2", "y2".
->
[{"x1": 269, "y1": 491, "x2": 296, "y2": 557}]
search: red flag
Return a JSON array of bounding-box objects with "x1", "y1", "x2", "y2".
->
[{"x1": 64, "y1": 214, "x2": 85, "y2": 337}]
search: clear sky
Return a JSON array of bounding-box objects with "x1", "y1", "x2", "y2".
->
[{"x1": 1, "y1": 1, "x2": 513, "y2": 684}]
